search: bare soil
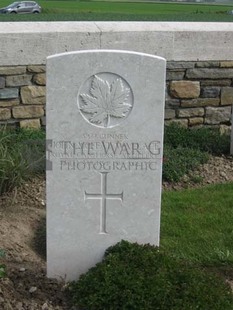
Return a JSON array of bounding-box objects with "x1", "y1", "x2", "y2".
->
[{"x1": 0, "y1": 155, "x2": 233, "y2": 309}]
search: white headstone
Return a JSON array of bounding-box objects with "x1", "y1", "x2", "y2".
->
[{"x1": 47, "y1": 50, "x2": 166, "y2": 281}]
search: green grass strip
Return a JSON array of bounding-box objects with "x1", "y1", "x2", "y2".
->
[
  {"x1": 0, "y1": 0, "x2": 233, "y2": 21},
  {"x1": 161, "y1": 183, "x2": 233, "y2": 266}
]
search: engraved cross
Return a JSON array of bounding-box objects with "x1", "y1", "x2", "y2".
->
[{"x1": 84, "y1": 172, "x2": 123, "y2": 234}]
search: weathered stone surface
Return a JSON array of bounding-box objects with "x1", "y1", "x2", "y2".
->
[
  {"x1": 165, "y1": 108, "x2": 176, "y2": 119},
  {"x1": 33, "y1": 73, "x2": 46, "y2": 86},
  {"x1": 205, "y1": 106, "x2": 232, "y2": 125},
  {"x1": 220, "y1": 61, "x2": 233, "y2": 68},
  {"x1": 219, "y1": 124, "x2": 231, "y2": 135},
  {"x1": 0, "y1": 108, "x2": 11, "y2": 120},
  {"x1": 165, "y1": 119, "x2": 188, "y2": 128},
  {"x1": 21, "y1": 86, "x2": 46, "y2": 104},
  {"x1": 0, "y1": 99, "x2": 19, "y2": 107},
  {"x1": 201, "y1": 79, "x2": 231, "y2": 87},
  {"x1": 47, "y1": 50, "x2": 166, "y2": 281},
  {"x1": 6, "y1": 74, "x2": 32, "y2": 87},
  {"x1": 165, "y1": 99, "x2": 180, "y2": 108},
  {"x1": 181, "y1": 98, "x2": 219, "y2": 107},
  {"x1": 178, "y1": 107, "x2": 204, "y2": 118},
  {"x1": 195, "y1": 61, "x2": 219, "y2": 68},
  {"x1": 20, "y1": 119, "x2": 41, "y2": 129},
  {"x1": 201, "y1": 87, "x2": 220, "y2": 98},
  {"x1": 221, "y1": 87, "x2": 233, "y2": 106},
  {"x1": 186, "y1": 68, "x2": 233, "y2": 79},
  {"x1": 41, "y1": 116, "x2": 46, "y2": 126},
  {"x1": 167, "y1": 61, "x2": 194, "y2": 69},
  {"x1": 170, "y1": 81, "x2": 200, "y2": 99},
  {"x1": 0, "y1": 88, "x2": 18, "y2": 99},
  {"x1": 27, "y1": 65, "x2": 46, "y2": 73},
  {"x1": 0, "y1": 77, "x2": 5, "y2": 89},
  {"x1": 189, "y1": 117, "x2": 204, "y2": 126},
  {"x1": 12, "y1": 105, "x2": 44, "y2": 118},
  {"x1": 166, "y1": 71, "x2": 185, "y2": 81},
  {"x1": 0, "y1": 66, "x2": 26, "y2": 75}
]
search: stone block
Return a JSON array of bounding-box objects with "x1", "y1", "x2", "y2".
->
[
  {"x1": 189, "y1": 117, "x2": 204, "y2": 126},
  {"x1": 27, "y1": 65, "x2": 46, "y2": 73},
  {"x1": 6, "y1": 74, "x2": 32, "y2": 87},
  {"x1": 166, "y1": 71, "x2": 185, "y2": 81},
  {"x1": 219, "y1": 124, "x2": 231, "y2": 135},
  {"x1": 178, "y1": 107, "x2": 204, "y2": 118},
  {"x1": 201, "y1": 79, "x2": 231, "y2": 87},
  {"x1": 201, "y1": 87, "x2": 220, "y2": 98},
  {"x1": 221, "y1": 87, "x2": 233, "y2": 106},
  {"x1": 165, "y1": 119, "x2": 188, "y2": 128},
  {"x1": 0, "y1": 66, "x2": 26, "y2": 75},
  {"x1": 20, "y1": 119, "x2": 41, "y2": 129},
  {"x1": 0, "y1": 77, "x2": 5, "y2": 89},
  {"x1": 195, "y1": 61, "x2": 219, "y2": 68},
  {"x1": 167, "y1": 61, "x2": 194, "y2": 69},
  {"x1": 33, "y1": 73, "x2": 46, "y2": 86},
  {"x1": 165, "y1": 108, "x2": 176, "y2": 120},
  {"x1": 41, "y1": 116, "x2": 46, "y2": 126},
  {"x1": 165, "y1": 99, "x2": 180, "y2": 108},
  {"x1": 181, "y1": 98, "x2": 219, "y2": 107},
  {"x1": 12, "y1": 105, "x2": 44, "y2": 119},
  {"x1": 205, "y1": 106, "x2": 232, "y2": 125},
  {"x1": 186, "y1": 68, "x2": 233, "y2": 79},
  {"x1": 0, "y1": 88, "x2": 18, "y2": 99},
  {"x1": 21, "y1": 86, "x2": 46, "y2": 104},
  {"x1": 0, "y1": 108, "x2": 11, "y2": 120},
  {"x1": 170, "y1": 81, "x2": 200, "y2": 99},
  {"x1": 0, "y1": 99, "x2": 19, "y2": 107},
  {"x1": 220, "y1": 61, "x2": 233, "y2": 68}
]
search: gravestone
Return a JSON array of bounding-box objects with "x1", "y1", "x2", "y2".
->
[{"x1": 47, "y1": 50, "x2": 166, "y2": 281}]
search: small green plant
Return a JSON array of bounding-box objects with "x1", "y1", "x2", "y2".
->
[
  {"x1": 0, "y1": 249, "x2": 6, "y2": 278},
  {"x1": 164, "y1": 123, "x2": 230, "y2": 155},
  {"x1": 163, "y1": 145, "x2": 208, "y2": 182},
  {"x1": 69, "y1": 241, "x2": 233, "y2": 310},
  {"x1": 162, "y1": 123, "x2": 230, "y2": 182}
]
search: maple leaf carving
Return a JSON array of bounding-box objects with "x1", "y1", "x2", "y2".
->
[{"x1": 80, "y1": 75, "x2": 132, "y2": 127}]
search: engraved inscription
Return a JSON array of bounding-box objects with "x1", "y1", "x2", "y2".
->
[
  {"x1": 84, "y1": 172, "x2": 123, "y2": 234},
  {"x1": 78, "y1": 73, "x2": 133, "y2": 128}
]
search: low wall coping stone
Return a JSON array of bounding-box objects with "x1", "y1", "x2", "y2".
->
[{"x1": 0, "y1": 22, "x2": 233, "y2": 65}]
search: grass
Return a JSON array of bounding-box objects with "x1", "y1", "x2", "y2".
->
[
  {"x1": 0, "y1": 0, "x2": 233, "y2": 21},
  {"x1": 162, "y1": 123, "x2": 230, "y2": 182},
  {"x1": 0, "y1": 125, "x2": 232, "y2": 306},
  {"x1": 161, "y1": 182, "x2": 233, "y2": 266},
  {"x1": 69, "y1": 183, "x2": 233, "y2": 308},
  {"x1": 69, "y1": 240, "x2": 233, "y2": 310},
  {"x1": 0, "y1": 127, "x2": 45, "y2": 195}
]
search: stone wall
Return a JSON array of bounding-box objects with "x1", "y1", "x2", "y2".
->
[
  {"x1": 165, "y1": 60, "x2": 233, "y2": 133},
  {"x1": 0, "y1": 61, "x2": 232, "y2": 131},
  {"x1": 0, "y1": 65, "x2": 46, "y2": 129}
]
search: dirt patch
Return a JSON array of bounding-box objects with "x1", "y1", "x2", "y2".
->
[
  {"x1": 0, "y1": 155, "x2": 233, "y2": 308},
  {"x1": 0, "y1": 177, "x2": 72, "y2": 309}
]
